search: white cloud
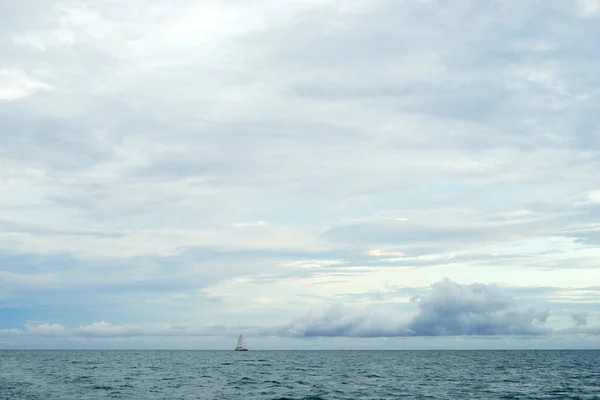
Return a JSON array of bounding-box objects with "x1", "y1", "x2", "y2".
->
[
  {"x1": 231, "y1": 221, "x2": 267, "y2": 228},
  {"x1": 576, "y1": 0, "x2": 600, "y2": 15},
  {"x1": 585, "y1": 191, "x2": 600, "y2": 203},
  {"x1": 366, "y1": 249, "x2": 406, "y2": 257},
  {"x1": 0, "y1": 69, "x2": 52, "y2": 101},
  {"x1": 0, "y1": 0, "x2": 599, "y2": 348},
  {"x1": 23, "y1": 322, "x2": 67, "y2": 336}
]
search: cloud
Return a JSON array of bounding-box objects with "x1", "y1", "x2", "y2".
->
[
  {"x1": 280, "y1": 278, "x2": 552, "y2": 337},
  {"x1": 321, "y1": 200, "x2": 600, "y2": 251},
  {"x1": 408, "y1": 278, "x2": 549, "y2": 336},
  {"x1": 23, "y1": 322, "x2": 67, "y2": 337},
  {"x1": 1, "y1": 0, "x2": 600, "y2": 348},
  {"x1": 0, "y1": 270, "x2": 57, "y2": 289},
  {"x1": 571, "y1": 312, "x2": 588, "y2": 327},
  {"x1": 366, "y1": 249, "x2": 406, "y2": 257},
  {"x1": 1, "y1": 278, "x2": 599, "y2": 347},
  {"x1": 0, "y1": 69, "x2": 52, "y2": 101},
  {"x1": 0, "y1": 321, "x2": 250, "y2": 339},
  {"x1": 70, "y1": 321, "x2": 233, "y2": 338},
  {"x1": 576, "y1": 0, "x2": 600, "y2": 16}
]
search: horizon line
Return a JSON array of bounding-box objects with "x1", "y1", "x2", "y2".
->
[{"x1": 1, "y1": 348, "x2": 599, "y2": 351}]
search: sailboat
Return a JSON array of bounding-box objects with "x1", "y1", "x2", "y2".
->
[{"x1": 235, "y1": 334, "x2": 248, "y2": 351}]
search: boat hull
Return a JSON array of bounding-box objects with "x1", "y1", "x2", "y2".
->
[{"x1": 234, "y1": 348, "x2": 248, "y2": 351}]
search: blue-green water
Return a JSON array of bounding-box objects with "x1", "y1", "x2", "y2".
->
[{"x1": 1, "y1": 350, "x2": 599, "y2": 399}]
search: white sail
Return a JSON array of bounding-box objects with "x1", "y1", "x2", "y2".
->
[{"x1": 235, "y1": 334, "x2": 247, "y2": 351}]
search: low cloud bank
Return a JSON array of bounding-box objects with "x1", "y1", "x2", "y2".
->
[
  {"x1": 0, "y1": 322, "x2": 245, "y2": 339},
  {"x1": 280, "y1": 278, "x2": 551, "y2": 337},
  {"x1": 1, "y1": 279, "x2": 598, "y2": 341}
]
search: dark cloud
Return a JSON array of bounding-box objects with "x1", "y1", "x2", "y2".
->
[
  {"x1": 408, "y1": 279, "x2": 549, "y2": 336},
  {"x1": 279, "y1": 278, "x2": 550, "y2": 338},
  {"x1": 571, "y1": 312, "x2": 588, "y2": 327}
]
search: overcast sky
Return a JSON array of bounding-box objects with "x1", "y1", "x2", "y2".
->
[{"x1": 1, "y1": 0, "x2": 600, "y2": 349}]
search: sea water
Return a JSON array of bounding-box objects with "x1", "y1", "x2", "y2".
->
[{"x1": 1, "y1": 350, "x2": 598, "y2": 399}]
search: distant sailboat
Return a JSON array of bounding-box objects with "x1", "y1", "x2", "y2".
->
[{"x1": 235, "y1": 334, "x2": 248, "y2": 351}]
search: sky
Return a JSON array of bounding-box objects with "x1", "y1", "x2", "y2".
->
[{"x1": 1, "y1": 0, "x2": 600, "y2": 350}]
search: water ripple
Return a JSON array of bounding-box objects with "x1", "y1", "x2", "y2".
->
[{"x1": 1, "y1": 350, "x2": 599, "y2": 400}]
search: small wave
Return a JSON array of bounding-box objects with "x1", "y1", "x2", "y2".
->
[
  {"x1": 118, "y1": 383, "x2": 135, "y2": 389},
  {"x1": 91, "y1": 385, "x2": 113, "y2": 390},
  {"x1": 269, "y1": 397, "x2": 327, "y2": 400},
  {"x1": 236, "y1": 376, "x2": 256, "y2": 384},
  {"x1": 72, "y1": 375, "x2": 92, "y2": 382}
]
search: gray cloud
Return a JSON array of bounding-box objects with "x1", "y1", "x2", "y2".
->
[
  {"x1": 279, "y1": 278, "x2": 551, "y2": 338},
  {"x1": 408, "y1": 279, "x2": 549, "y2": 336},
  {"x1": 571, "y1": 312, "x2": 588, "y2": 327},
  {"x1": 280, "y1": 279, "x2": 550, "y2": 337}
]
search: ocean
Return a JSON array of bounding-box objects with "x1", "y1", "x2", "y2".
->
[{"x1": 0, "y1": 350, "x2": 598, "y2": 399}]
